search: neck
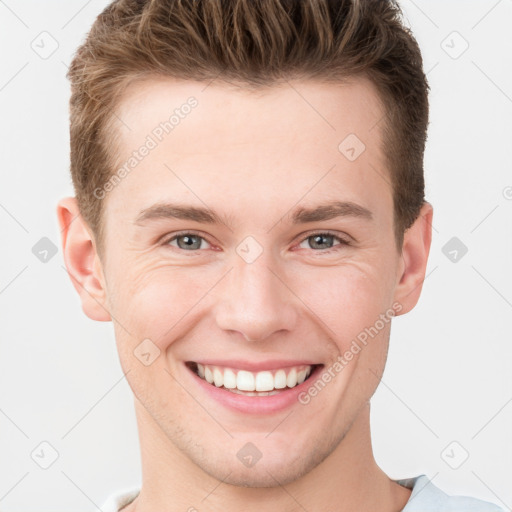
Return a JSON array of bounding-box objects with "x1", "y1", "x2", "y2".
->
[{"x1": 124, "y1": 400, "x2": 410, "y2": 512}]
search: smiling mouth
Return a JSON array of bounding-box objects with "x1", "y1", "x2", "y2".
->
[{"x1": 186, "y1": 362, "x2": 321, "y2": 396}]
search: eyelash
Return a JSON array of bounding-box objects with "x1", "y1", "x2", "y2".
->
[{"x1": 161, "y1": 230, "x2": 351, "y2": 254}]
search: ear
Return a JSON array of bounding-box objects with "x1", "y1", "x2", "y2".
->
[
  {"x1": 393, "y1": 202, "x2": 434, "y2": 315},
  {"x1": 56, "y1": 197, "x2": 111, "y2": 322}
]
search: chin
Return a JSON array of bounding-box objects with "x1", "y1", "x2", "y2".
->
[
  {"x1": 191, "y1": 439, "x2": 333, "y2": 489},
  {"x1": 202, "y1": 461, "x2": 309, "y2": 488}
]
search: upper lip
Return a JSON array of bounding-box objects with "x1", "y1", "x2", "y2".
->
[{"x1": 188, "y1": 359, "x2": 321, "y2": 371}]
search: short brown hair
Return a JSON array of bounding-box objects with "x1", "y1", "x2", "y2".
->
[{"x1": 67, "y1": 0, "x2": 428, "y2": 252}]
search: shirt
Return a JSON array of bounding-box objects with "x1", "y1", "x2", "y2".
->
[{"x1": 99, "y1": 475, "x2": 504, "y2": 511}]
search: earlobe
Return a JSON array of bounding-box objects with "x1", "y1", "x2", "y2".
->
[
  {"x1": 393, "y1": 202, "x2": 434, "y2": 316},
  {"x1": 56, "y1": 197, "x2": 111, "y2": 322}
]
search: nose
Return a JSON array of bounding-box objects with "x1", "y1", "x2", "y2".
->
[{"x1": 214, "y1": 249, "x2": 298, "y2": 342}]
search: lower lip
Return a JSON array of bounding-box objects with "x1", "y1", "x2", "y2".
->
[{"x1": 185, "y1": 364, "x2": 323, "y2": 414}]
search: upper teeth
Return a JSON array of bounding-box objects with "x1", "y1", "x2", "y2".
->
[{"x1": 196, "y1": 364, "x2": 313, "y2": 392}]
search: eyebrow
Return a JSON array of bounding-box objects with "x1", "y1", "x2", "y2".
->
[
  {"x1": 290, "y1": 201, "x2": 373, "y2": 224},
  {"x1": 134, "y1": 200, "x2": 373, "y2": 227}
]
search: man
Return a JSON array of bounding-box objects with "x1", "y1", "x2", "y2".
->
[{"x1": 57, "y1": 0, "x2": 503, "y2": 510}]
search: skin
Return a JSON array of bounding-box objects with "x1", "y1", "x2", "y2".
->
[{"x1": 58, "y1": 76, "x2": 433, "y2": 512}]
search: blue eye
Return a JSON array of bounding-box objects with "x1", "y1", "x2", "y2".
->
[
  {"x1": 298, "y1": 233, "x2": 349, "y2": 251},
  {"x1": 167, "y1": 233, "x2": 210, "y2": 250},
  {"x1": 163, "y1": 231, "x2": 350, "y2": 253}
]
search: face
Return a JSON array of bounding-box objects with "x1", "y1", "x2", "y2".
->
[{"x1": 82, "y1": 77, "x2": 415, "y2": 486}]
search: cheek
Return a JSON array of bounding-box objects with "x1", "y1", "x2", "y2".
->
[
  {"x1": 107, "y1": 247, "x2": 398, "y2": 358},
  {"x1": 109, "y1": 261, "x2": 220, "y2": 347},
  {"x1": 296, "y1": 261, "x2": 392, "y2": 344}
]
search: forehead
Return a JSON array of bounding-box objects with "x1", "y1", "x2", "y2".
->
[
  {"x1": 115, "y1": 75, "x2": 385, "y2": 149},
  {"x1": 106, "y1": 76, "x2": 391, "y2": 229}
]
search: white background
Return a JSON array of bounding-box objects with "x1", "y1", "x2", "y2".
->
[{"x1": 0, "y1": 1, "x2": 511, "y2": 510}]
